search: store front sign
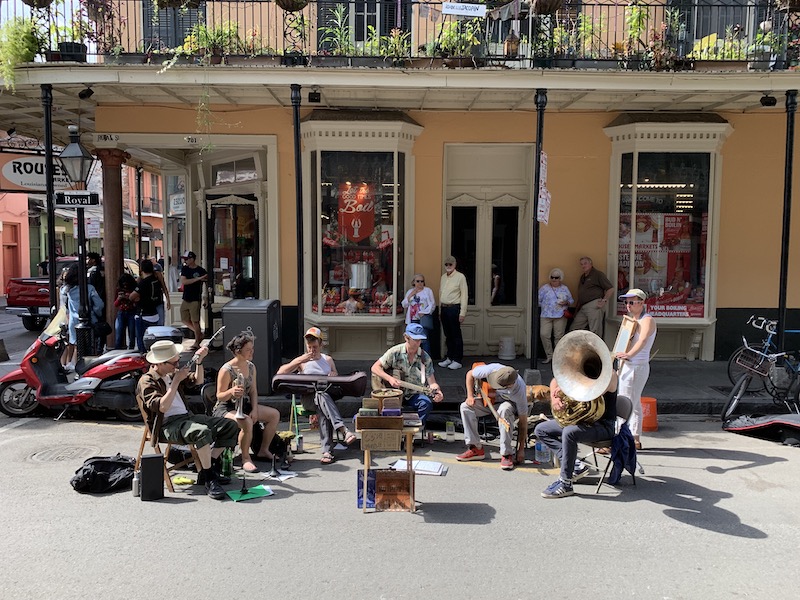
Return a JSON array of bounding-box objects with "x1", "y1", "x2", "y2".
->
[
  {"x1": 0, "y1": 153, "x2": 72, "y2": 192},
  {"x1": 442, "y1": 2, "x2": 487, "y2": 17},
  {"x1": 338, "y1": 183, "x2": 375, "y2": 243}
]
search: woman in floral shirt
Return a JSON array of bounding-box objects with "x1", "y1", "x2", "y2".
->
[{"x1": 538, "y1": 268, "x2": 574, "y2": 364}]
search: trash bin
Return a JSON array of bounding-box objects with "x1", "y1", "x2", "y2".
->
[{"x1": 221, "y1": 299, "x2": 281, "y2": 394}]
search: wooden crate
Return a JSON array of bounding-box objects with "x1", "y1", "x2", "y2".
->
[
  {"x1": 355, "y1": 416, "x2": 403, "y2": 431},
  {"x1": 376, "y1": 470, "x2": 414, "y2": 511},
  {"x1": 360, "y1": 429, "x2": 402, "y2": 451}
]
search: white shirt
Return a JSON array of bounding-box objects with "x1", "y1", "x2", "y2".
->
[{"x1": 162, "y1": 374, "x2": 189, "y2": 419}]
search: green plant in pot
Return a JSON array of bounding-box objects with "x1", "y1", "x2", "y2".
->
[
  {"x1": 0, "y1": 17, "x2": 45, "y2": 90},
  {"x1": 438, "y1": 18, "x2": 482, "y2": 66},
  {"x1": 380, "y1": 28, "x2": 411, "y2": 65},
  {"x1": 183, "y1": 21, "x2": 242, "y2": 63},
  {"x1": 318, "y1": 3, "x2": 354, "y2": 56}
]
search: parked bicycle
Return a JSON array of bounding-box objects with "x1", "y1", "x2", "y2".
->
[
  {"x1": 722, "y1": 340, "x2": 800, "y2": 421},
  {"x1": 726, "y1": 316, "x2": 800, "y2": 393}
]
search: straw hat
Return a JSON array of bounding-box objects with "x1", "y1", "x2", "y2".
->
[{"x1": 146, "y1": 340, "x2": 183, "y2": 364}]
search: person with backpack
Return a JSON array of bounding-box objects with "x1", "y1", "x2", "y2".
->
[{"x1": 128, "y1": 260, "x2": 163, "y2": 352}]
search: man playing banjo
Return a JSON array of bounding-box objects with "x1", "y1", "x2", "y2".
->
[{"x1": 370, "y1": 323, "x2": 444, "y2": 426}]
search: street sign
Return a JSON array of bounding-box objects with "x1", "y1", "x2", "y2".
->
[
  {"x1": 54, "y1": 191, "x2": 99, "y2": 208},
  {"x1": 73, "y1": 217, "x2": 101, "y2": 239},
  {"x1": 442, "y1": 2, "x2": 487, "y2": 17}
]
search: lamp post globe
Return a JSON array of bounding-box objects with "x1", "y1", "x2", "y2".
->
[{"x1": 58, "y1": 125, "x2": 96, "y2": 358}]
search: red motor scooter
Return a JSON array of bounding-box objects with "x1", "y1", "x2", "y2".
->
[{"x1": 0, "y1": 306, "x2": 149, "y2": 421}]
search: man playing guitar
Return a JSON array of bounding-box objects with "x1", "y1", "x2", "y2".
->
[
  {"x1": 371, "y1": 323, "x2": 444, "y2": 426},
  {"x1": 457, "y1": 364, "x2": 528, "y2": 471}
]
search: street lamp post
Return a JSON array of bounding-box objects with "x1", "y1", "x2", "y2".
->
[{"x1": 59, "y1": 125, "x2": 96, "y2": 358}]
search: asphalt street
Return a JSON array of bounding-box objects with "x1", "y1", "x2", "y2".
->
[{"x1": 0, "y1": 412, "x2": 798, "y2": 600}]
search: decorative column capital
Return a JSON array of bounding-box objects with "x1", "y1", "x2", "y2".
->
[{"x1": 95, "y1": 148, "x2": 131, "y2": 168}]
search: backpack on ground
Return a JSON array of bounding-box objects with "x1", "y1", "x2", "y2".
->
[{"x1": 70, "y1": 454, "x2": 135, "y2": 494}]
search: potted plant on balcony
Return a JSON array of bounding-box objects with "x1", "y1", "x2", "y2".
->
[
  {"x1": 316, "y1": 3, "x2": 353, "y2": 66},
  {"x1": 0, "y1": 17, "x2": 46, "y2": 90},
  {"x1": 747, "y1": 21, "x2": 781, "y2": 71},
  {"x1": 183, "y1": 21, "x2": 242, "y2": 65},
  {"x1": 439, "y1": 18, "x2": 484, "y2": 68},
  {"x1": 691, "y1": 25, "x2": 747, "y2": 71},
  {"x1": 381, "y1": 28, "x2": 411, "y2": 67},
  {"x1": 574, "y1": 13, "x2": 612, "y2": 69}
]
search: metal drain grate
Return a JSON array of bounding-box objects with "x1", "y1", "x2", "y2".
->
[{"x1": 28, "y1": 446, "x2": 101, "y2": 463}]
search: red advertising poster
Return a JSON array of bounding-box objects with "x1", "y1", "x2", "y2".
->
[
  {"x1": 635, "y1": 213, "x2": 662, "y2": 244},
  {"x1": 661, "y1": 214, "x2": 691, "y2": 251},
  {"x1": 338, "y1": 183, "x2": 375, "y2": 243}
]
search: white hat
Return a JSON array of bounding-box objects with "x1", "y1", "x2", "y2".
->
[
  {"x1": 146, "y1": 340, "x2": 183, "y2": 364},
  {"x1": 618, "y1": 288, "x2": 647, "y2": 301}
]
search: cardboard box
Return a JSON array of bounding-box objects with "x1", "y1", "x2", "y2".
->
[
  {"x1": 360, "y1": 429, "x2": 402, "y2": 451},
  {"x1": 354, "y1": 416, "x2": 403, "y2": 430}
]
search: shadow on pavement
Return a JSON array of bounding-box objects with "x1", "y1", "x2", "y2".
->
[{"x1": 417, "y1": 502, "x2": 496, "y2": 525}]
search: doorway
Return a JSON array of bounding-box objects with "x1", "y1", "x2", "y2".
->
[{"x1": 446, "y1": 195, "x2": 528, "y2": 356}]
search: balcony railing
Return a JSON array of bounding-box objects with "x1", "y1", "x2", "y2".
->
[{"x1": 1, "y1": 0, "x2": 797, "y2": 71}]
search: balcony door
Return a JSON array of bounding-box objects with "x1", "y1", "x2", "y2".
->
[{"x1": 446, "y1": 195, "x2": 528, "y2": 356}]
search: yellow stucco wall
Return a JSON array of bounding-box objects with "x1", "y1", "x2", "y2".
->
[{"x1": 97, "y1": 104, "x2": 800, "y2": 309}]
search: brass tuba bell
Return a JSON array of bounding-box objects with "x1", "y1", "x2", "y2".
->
[{"x1": 551, "y1": 330, "x2": 613, "y2": 426}]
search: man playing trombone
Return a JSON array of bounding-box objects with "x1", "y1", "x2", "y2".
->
[
  {"x1": 457, "y1": 364, "x2": 528, "y2": 471},
  {"x1": 371, "y1": 323, "x2": 444, "y2": 426}
]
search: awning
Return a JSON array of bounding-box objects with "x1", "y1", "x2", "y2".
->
[{"x1": 52, "y1": 206, "x2": 139, "y2": 228}]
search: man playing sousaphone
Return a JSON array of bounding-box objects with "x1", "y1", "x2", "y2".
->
[
  {"x1": 534, "y1": 330, "x2": 618, "y2": 499},
  {"x1": 457, "y1": 364, "x2": 527, "y2": 471},
  {"x1": 371, "y1": 323, "x2": 444, "y2": 426}
]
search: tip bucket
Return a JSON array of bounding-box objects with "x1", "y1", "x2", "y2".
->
[{"x1": 642, "y1": 396, "x2": 658, "y2": 431}]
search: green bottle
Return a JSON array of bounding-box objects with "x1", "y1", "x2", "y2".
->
[{"x1": 221, "y1": 448, "x2": 233, "y2": 477}]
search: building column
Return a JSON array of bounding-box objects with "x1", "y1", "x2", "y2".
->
[{"x1": 96, "y1": 148, "x2": 130, "y2": 345}]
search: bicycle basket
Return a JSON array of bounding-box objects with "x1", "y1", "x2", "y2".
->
[{"x1": 736, "y1": 347, "x2": 771, "y2": 377}]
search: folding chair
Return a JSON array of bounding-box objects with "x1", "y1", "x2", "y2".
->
[
  {"x1": 200, "y1": 382, "x2": 217, "y2": 416},
  {"x1": 582, "y1": 394, "x2": 641, "y2": 493},
  {"x1": 134, "y1": 395, "x2": 201, "y2": 493}
]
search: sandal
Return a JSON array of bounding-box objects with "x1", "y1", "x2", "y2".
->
[
  {"x1": 596, "y1": 448, "x2": 610, "y2": 456},
  {"x1": 320, "y1": 452, "x2": 335, "y2": 465},
  {"x1": 634, "y1": 441, "x2": 643, "y2": 451},
  {"x1": 242, "y1": 461, "x2": 259, "y2": 473},
  {"x1": 343, "y1": 430, "x2": 357, "y2": 446}
]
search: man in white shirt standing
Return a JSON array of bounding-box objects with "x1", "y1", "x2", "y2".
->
[{"x1": 438, "y1": 255, "x2": 469, "y2": 370}]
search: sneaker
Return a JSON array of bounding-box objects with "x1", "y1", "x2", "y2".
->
[
  {"x1": 572, "y1": 461, "x2": 590, "y2": 482},
  {"x1": 541, "y1": 479, "x2": 574, "y2": 499},
  {"x1": 500, "y1": 455, "x2": 515, "y2": 471},
  {"x1": 456, "y1": 445, "x2": 486, "y2": 461},
  {"x1": 438, "y1": 358, "x2": 452, "y2": 367},
  {"x1": 448, "y1": 361, "x2": 463, "y2": 370},
  {"x1": 205, "y1": 478, "x2": 226, "y2": 500}
]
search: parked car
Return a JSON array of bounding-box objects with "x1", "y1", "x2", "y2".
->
[{"x1": 5, "y1": 257, "x2": 140, "y2": 331}]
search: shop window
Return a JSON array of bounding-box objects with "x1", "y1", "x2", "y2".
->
[
  {"x1": 617, "y1": 152, "x2": 710, "y2": 319},
  {"x1": 211, "y1": 157, "x2": 258, "y2": 186},
  {"x1": 311, "y1": 150, "x2": 403, "y2": 317},
  {"x1": 165, "y1": 174, "x2": 186, "y2": 293}
]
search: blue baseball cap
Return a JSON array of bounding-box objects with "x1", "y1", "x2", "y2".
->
[{"x1": 405, "y1": 323, "x2": 427, "y2": 340}]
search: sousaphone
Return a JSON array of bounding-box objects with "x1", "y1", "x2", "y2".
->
[{"x1": 551, "y1": 330, "x2": 613, "y2": 426}]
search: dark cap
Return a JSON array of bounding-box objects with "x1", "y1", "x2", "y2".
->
[{"x1": 181, "y1": 251, "x2": 196, "y2": 259}]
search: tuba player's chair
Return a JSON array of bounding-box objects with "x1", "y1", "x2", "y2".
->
[{"x1": 582, "y1": 394, "x2": 641, "y2": 493}]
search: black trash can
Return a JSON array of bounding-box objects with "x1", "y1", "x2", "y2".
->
[{"x1": 221, "y1": 299, "x2": 281, "y2": 394}]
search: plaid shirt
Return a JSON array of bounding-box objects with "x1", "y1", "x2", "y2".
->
[{"x1": 378, "y1": 343, "x2": 434, "y2": 398}]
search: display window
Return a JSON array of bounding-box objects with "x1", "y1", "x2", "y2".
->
[
  {"x1": 311, "y1": 150, "x2": 404, "y2": 317},
  {"x1": 617, "y1": 152, "x2": 710, "y2": 318}
]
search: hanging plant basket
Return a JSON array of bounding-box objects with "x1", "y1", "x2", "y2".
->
[
  {"x1": 275, "y1": 0, "x2": 309, "y2": 12},
  {"x1": 532, "y1": 0, "x2": 563, "y2": 15},
  {"x1": 21, "y1": 0, "x2": 54, "y2": 7},
  {"x1": 155, "y1": 0, "x2": 201, "y2": 9}
]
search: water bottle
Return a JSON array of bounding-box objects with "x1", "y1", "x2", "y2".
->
[
  {"x1": 445, "y1": 421, "x2": 455, "y2": 443},
  {"x1": 221, "y1": 448, "x2": 233, "y2": 477},
  {"x1": 132, "y1": 470, "x2": 140, "y2": 497},
  {"x1": 296, "y1": 434, "x2": 304, "y2": 453},
  {"x1": 534, "y1": 441, "x2": 551, "y2": 465}
]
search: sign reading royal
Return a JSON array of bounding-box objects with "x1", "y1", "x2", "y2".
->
[
  {"x1": 55, "y1": 191, "x2": 100, "y2": 208},
  {"x1": 442, "y1": 2, "x2": 487, "y2": 17},
  {"x1": 0, "y1": 153, "x2": 73, "y2": 192}
]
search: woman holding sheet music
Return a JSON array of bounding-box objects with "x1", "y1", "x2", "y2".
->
[{"x1": 615, "y1": 288, "x2": 657, "y2": 450}]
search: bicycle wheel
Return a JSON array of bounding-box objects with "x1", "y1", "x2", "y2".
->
[
  {"x1": 722, "y1": 373, "x2": 752, "y2": 422},
  {"x1": 727, "y1": 346, "x2": 765, "y2": 392}
]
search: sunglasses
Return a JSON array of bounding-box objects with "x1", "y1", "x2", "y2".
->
[
  {"x1": 167, "y1": 358, "x2": 180, "y2": 366},
  {"x1": 414, "y1": 279, "x2": 424, "y2": 283},
  {"x1": 444, "y1": 263, "x2": 453, "y2": 266},
  {"x1": 550, "y1": 276, "x2": 561, "y2": 280},
  {"x1": 625, "y1": 300, "x2": 642, "y2": 305}
]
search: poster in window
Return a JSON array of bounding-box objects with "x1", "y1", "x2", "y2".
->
[
  {"x1": 338, "y1": 183, "x2": 375, "y2": 244},
  {"x1": 661, "y1": 214, "x2": 692, "y2": 251}
]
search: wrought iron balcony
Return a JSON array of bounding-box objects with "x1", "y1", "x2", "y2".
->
[{"x1": 0, "y1": 0, "x2": 797, "y2": 72}]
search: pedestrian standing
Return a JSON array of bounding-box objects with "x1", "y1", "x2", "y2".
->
[
  {"x1": 569, "y1": 256, "x2": 613, "y2": 337},
  {"x1": 438, "y1": 255, "x2": 468, "y2": 370}
]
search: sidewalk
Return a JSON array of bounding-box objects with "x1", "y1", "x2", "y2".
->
[{"x1": 197, "y1": 346, "x2": 779, "y2": 419}]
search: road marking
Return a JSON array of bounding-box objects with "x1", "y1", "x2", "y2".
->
[{"x1": 0, "y1": 418, "x2": 38, "y2": 434}]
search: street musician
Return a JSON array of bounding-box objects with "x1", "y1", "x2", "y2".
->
[
  {"x1": 534, "y1": 330, "x2": 618, "y2": 499},
  {"x1": 457, "y1": 364, "x2": 528, "y2": 471},
  {"x1": 370, "y1": 323, "x2": 444, "y2": 425}
]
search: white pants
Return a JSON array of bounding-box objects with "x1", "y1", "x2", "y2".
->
[
  {"x1": 618, "y1": 361, "x2": 650, "y2": 437},
  {"x1": 540, "y1": 316, "x2": 567, "y2": 359}
]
